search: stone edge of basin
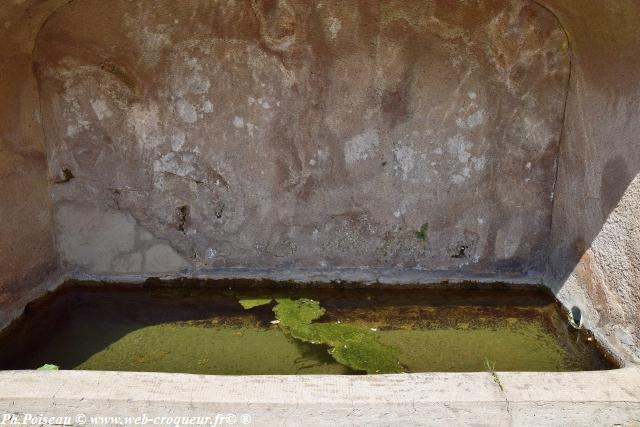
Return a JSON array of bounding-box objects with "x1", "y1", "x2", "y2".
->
[
  {"x1": 0, "y1": 368, "x2": 639, "y2": 425},
  {"x1": 68, "y1": 267, "x2": 546, "y2": 286},
  {"x1": 0, "y1": 267, "x2": 544, "y2": 331}
]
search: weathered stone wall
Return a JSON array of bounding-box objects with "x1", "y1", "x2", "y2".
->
[
  {"x1": 540, "y1": 0, "x2": 640, "y2": 361},
  {"x1": 2, "y1": 0, "x2": 638, "y2": 363},
  {"x1": 34, "y1": 0, "x2": 569, "y2": 277},
  {"x1": 0, "y1": 1, "x2": 65, "y2": 317}
]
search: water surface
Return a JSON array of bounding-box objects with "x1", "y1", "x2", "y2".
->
[{"x1": 0, "y1": 281, "x2": 616, "y2": 374}]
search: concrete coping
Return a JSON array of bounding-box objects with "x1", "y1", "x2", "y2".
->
[{"x1": 0, "y1": 368, "x2": 639, "y2": 425}]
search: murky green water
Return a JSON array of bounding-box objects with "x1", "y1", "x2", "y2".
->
[{"x1": 0, "y1": 281, "x2": 616, "y2": 374}]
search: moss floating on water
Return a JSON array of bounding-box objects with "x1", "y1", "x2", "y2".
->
[
  {"x1": 237, "y1": 297, "x2": 403, "y2": 373},
  {"x1": 37, "y1": 364, "x2": 59, "y2": 371},
  {"x1": 312, "y1": 322, "x2": 402, "y2": 374},
  {"x1": 237, "y1": 298, "x2": 273, "y2": 310},
  {"x1": 273, "y1": 298, "x2": 325, "y2": 328},
  {"x1": 272, "y1": 298, "x2": 403, "y2": 374}
]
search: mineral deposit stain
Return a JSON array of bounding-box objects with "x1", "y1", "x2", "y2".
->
[{"x1": 0, "y1": 281, "x2": 617, "y2": 374}]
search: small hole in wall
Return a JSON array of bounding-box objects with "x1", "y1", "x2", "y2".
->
[{"x1": 570, "y1": 306, "x2": 583, "y2": 328}]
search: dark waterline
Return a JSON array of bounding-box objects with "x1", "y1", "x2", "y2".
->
[{"x1": 0, "y1": 280, "x2": 618, "y2": 374}]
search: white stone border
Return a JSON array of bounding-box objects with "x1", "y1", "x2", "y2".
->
[{"x1": 0, "y1": 368, "x2": 639, "y2": 426}]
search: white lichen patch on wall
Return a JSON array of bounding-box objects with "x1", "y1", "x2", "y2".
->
[
  {"x1": 392, "y1": 142, "x2": 416, "y2": 181},
  {"x1": 89, "y1": 99, "x2": 112, "y2": 121},
  {"x1": 344, "y1": 129, "x2": 380, "y2": 165},
  {"x1": 456, "y1": 110, "x2": 486, "y2": 130}
]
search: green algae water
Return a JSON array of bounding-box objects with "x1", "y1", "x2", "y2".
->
[{"x1": 0, "y1": 281, "x2": 616, "y2": 374}]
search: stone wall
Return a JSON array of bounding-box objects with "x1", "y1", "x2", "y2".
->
[
  {"x1": 540, "y1": 0, "x2": 640, "y2": 361},
  {"x1": 34, "y1": 0, "x2": 569, "y2": 277}
]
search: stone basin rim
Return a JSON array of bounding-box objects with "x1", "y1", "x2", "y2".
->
[{"x1": 1, "y1": 367, "x2": 639, "y2": 403}]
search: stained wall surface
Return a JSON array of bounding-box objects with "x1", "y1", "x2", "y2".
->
[
  {"x1": 541, "y1": 0, "x2": 640, "y2": 361},
  {"x1": 0, "y1": 1, "x2": 65, "y2": 316},
  {"x1": 34, "y1": 0, "x2": 569, "y2": 276}
]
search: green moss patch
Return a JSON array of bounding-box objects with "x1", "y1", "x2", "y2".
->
[
  {"x1": 415, "y1": 222, "x2": 429, "y2": 241},
  {"x1": 273, "y1": 298, "x2": 325, "y2": 328}
]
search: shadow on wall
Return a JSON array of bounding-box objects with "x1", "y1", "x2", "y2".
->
[
  {"x1": 537, "y1": 0, "x2": 640, "y2": 360},
  {"x1": 0, "y1": 0, "x2": 71, "y2": 316}
]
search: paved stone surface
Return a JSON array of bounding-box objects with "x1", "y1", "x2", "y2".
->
[{"x1": 0, "y1": 368, "x2": 639, "y2": 426}]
